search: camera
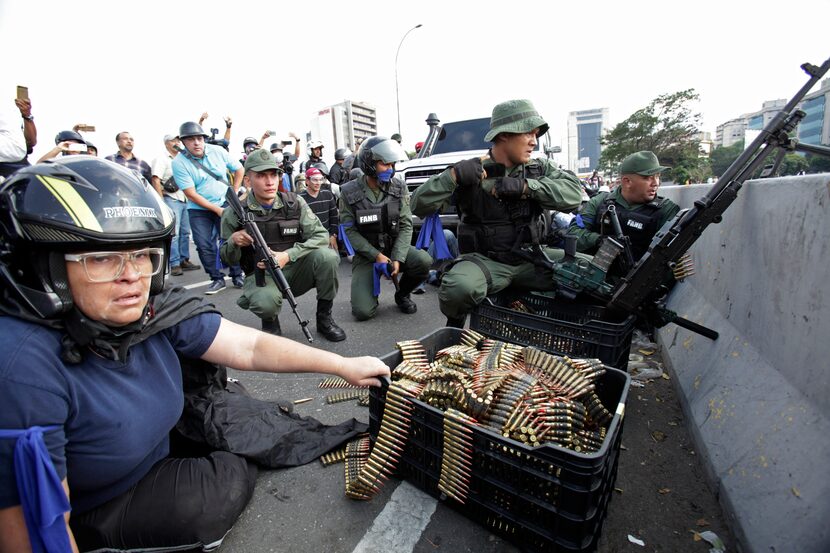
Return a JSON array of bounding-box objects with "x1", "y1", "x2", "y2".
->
[
  {"x1": 207, "y1": 128, "x2": 229, "y2": 151},
  {"x1": 282, "y1": 156, "x2": 294, "y2": 175}
]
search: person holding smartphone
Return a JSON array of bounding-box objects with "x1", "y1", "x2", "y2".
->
[
  {"x1": 36, "y1": 130, "x2": 88, "y2": 163},
  {"x1": 0, "y1": 87, "x2": 36, "y2": 178}
]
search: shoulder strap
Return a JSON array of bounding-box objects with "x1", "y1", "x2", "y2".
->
[{"x1": 181, "y1": 150, "x2": 227, "y2": 184}]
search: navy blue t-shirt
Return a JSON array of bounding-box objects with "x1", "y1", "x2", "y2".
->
[{"x1": 0, "y1": 312, "x2": 221, "y2": 513}]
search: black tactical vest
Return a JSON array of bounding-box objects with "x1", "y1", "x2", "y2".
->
[
  {"x1": 341, "y1": 178, "x2": 404, "y2": 255},
  {"x1": 455, "y1": 162, "x2": 543, "y2": 265},
  {"x1": 239, "y1": 192, "x2": 303, "y2": 274},
  {"x1": 597, "y1": 193, "x2": 666, "y2": 262}
]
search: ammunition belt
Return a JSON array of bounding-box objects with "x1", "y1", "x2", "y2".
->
[{"x1": 338, "y1": 329, "x2": 616, "y2": 503}]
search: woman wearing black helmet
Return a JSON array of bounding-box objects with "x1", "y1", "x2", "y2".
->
[{"x1": 0, "y1": 157, "x2": 389, "y2": 552}]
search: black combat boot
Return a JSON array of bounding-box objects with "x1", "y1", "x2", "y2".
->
[
  {"x1": 316, "y1": 300, "x2": 346, "y2": 342},
  {"x1": 261, "y1": 317, "x2": 281, "y2": 335},
  {"x1": 394, "y1": 272, "x2": 425, "y2": 315},
  {"x1": 394, "y1": 291, "x2": 417, "y2": 314}
]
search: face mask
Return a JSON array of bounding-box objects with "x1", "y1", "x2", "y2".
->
[
  {"x1": 273, "y1": 152, "x2": 284, "y2": 163},
  {"x1": 377, "y1": 168, "x2": 394, "y2": 183}
]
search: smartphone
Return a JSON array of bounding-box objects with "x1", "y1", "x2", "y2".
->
[
  {"x1": 16, "y1": 86, "x2": 29, "y2": 101},
  {"x1": 268, "y1": 130, "x2": 276, "y2": 136},
  {"x1": 281, "y1": 140, "x2": 293, "y2": 146},
  {"x1": 77, "y1": 124, "x2": 96, "y2": 132},
  {"x1": 67, "y1": 143, "x2": 88, "y2": 153}
]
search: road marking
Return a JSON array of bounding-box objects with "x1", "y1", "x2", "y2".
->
[
  {"x1": 352, "y1": 482, "x2": 437, "y2": 553},
  {"x1": 182, "y1": 277, "x2": 224, "y2": 290}
]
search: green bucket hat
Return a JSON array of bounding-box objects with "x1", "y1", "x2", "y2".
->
[
  {"x1": 244, "y1": 148, "x2": 281, "y2": 173},
  {"x1": 619, "y1": 151, "x2": 668, "y2": 176},
  {"x1": 484, "y1": 99, "x2": 549, "y2": 142}
]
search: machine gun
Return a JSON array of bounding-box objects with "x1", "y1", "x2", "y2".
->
[
  {"x1": 529, "y1": 57, "x2": 830, "y2": 340},
  {"x1": 224, "y1": 187, "x2": 314, "y2": 342}
]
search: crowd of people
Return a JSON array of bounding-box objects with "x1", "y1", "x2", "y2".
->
[{"x1": 0, "y1": 92, "x2": 679, "y2": 552}]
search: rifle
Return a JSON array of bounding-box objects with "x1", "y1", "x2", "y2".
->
[
  {"x1": 531, "y1": 57, "x2": 830, "y2": 340},
  {"x1": 224, "y1": 187, "x2": 314, "y2": 342},
  {"x1": 605, "y1": 204, "x2": 635, "y2": 275}
]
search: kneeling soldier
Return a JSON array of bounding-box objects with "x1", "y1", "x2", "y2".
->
[
  {"x1": 221, "y1": 149, "x2": 346, "y2": 341},
  {"x1": 339, "y1": 136, "x2": 431, "y2": 320}
]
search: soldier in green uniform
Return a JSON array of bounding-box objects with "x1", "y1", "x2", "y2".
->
[
  {"x1": 220, "y1": 149, "x2": 346, "y2": 341},
  {"x1": 339, "y1": 136, "x2": 432, "y2": 321},
  {"x1": 411, "y1": 99, "x2": 585, "y2": 327},
  {"x1": 567, "y1": 150, "x2": 680, "y2": 276}
]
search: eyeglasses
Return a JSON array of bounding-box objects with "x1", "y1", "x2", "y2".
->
[
  {"x1": 65, "y1": 248, "x2": 165, "y2": 282},
  {"x1": 309, "y1": 177, "x2": 325, "y2": 184}
]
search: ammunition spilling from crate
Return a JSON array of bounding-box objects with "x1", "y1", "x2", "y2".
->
[
  {"x1": 326, "y1": 389, "x2": 370, "y2": 404},
  {"x1": 339, "y1": 328, "x2": 619, "y2": 501}
]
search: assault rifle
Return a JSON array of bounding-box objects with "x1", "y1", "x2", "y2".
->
[
  {"x1": 224, "y1": 188, "x2": 314, "y2": 342},
  {"x1": 528, "y1": 57, "x2": 830, "y2": 340}
]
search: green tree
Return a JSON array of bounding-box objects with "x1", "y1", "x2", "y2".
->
[
  {"x1": 709, "y1": 141, "x2": 744, "y2": 178},
  {"x1": 807, "y1": 152, "x2": 830, "y2": 173},
  {"x1": 779, "y1": 153, "x2": 809, "y2": 176},
  {"x1": 599, "y1": 89, "x2": 704, "y2": 182}
]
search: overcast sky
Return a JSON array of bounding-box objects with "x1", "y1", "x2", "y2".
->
[{"x1": 1, "y1": 0, "x2": 827, "y2": 164}]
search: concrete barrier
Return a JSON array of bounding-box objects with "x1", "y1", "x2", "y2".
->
[{"x1": 657, "y1": 175, "x2": 830, "y2": 553}]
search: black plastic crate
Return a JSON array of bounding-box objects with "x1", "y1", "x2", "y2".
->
[
  {"x1": 469, "y1": 292, "x2": 636, "y2": 371},
  {"x1": 369, "y1": 327, "x2": 630, "y2": 553}
]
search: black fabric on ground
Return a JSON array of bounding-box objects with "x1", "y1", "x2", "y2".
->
[{"x1": 176, "y1": 357, "x2": 368, "y2": 468}]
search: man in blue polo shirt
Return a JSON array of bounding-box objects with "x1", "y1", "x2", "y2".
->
[{"x1": 172, "y1": 121, "x2": 245, "y2": 294}]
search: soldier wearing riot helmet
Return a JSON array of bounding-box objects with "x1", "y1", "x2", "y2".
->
[
  {"x1": 567, "y1": 150, "x2": 679, "y2": 275},
  {"x1": 338, "y1": 136, "x2": 432, "y2": 320},
  {"x1": 411, "y1": 99, "x2": 585, "y2": 327},
  {"x1": 0, "y1": 156, "x2": 388, "y2": 552}
]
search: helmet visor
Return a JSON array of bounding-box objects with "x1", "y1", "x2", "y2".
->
[{"x1": 370, "y1": 140, "x2": 408, "y2": 164}]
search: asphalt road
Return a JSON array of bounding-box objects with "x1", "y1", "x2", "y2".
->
[{"x1": 170, "y1": 255, "x2": 736, "y2": 553}]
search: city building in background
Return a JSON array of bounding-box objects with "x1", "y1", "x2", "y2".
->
[
  {"x1": 696, "y1": 131, "x2": 714, "y2": 157},
  {"x1": 798, "y1": 78, "x2": 829, "y2": 146},
  {"x1": 714, "y1": 78, "x2": 829, "y2": 149},
  {"x1": 715, "y1": 117, "x2": 748, "y2": 148},
  {"x1": 567, "y1": 108, "x2": 609, "y2": 176},
  {"x1": 307, "y1": 100, "x2": 377, "y2": 165}
]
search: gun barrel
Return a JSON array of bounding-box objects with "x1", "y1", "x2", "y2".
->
[{"x1": 611, "y1": 58, "x2": 830, "y2": 315}]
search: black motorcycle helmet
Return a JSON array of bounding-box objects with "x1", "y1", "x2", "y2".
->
[
  {"x1": 54, "y1": 130, "x2": 85, "y2": 145},
  {"x1": 357, "y1": 136, "x2": 407, "y2": 178},
  {"x1": 178, "y1": 121, "x2": 209, "y2": 139},
  {"x1": 0, "y1": 157, "x2": 174, "y2": 318}
]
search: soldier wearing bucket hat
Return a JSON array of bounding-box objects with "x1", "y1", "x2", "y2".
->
[
  {"x1": 219, "y1": 149, "x2": 346, "y2": 341},
  {"x1": 411, "y1": 99, "x2": 585, "y2": 327},
  {"x1": 567, "y1": 150, "x2": 679, "y2": 275}
]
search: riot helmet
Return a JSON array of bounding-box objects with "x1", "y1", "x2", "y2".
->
[
  {"x1": 54, "y1": 130, "x2": 85, "y2": 145},
  {"x1": 334, "y1": 148, "x2": 350, "y2": 161},
  {"x1": 178, "y1": 121, "x2": 209, "y2": 139},
  {"x1": 357, "y1": 136, "x2": 408, "y2": 178},
  {"x1": 0, "y1": 157, "x2": 174, "y2": 318}
]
